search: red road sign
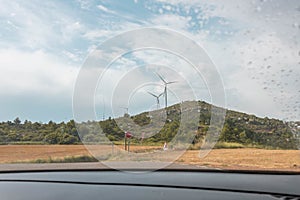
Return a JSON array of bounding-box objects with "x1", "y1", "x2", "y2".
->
[{"x1": 125, "y1": 132, "x2": 132, "y2": 138}]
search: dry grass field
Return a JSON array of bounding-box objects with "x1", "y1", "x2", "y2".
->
[
  {"x1": 0, "y1": 145, "x2": 299, "y2": 171},
  {"x1": 179, "y1": 149, "x2": 300, "y2": 171}
]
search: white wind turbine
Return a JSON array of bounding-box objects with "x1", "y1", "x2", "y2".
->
[
  {"x1": 156, "y1": 73, "x2": 177, "y2": 108},
  {"x1": 147, "y1": 91, "x2": 164, "y2": 110}
]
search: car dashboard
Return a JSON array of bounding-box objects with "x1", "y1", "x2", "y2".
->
[{"x1": 0, "y1": 169, "x2": 299, "y2": 200}]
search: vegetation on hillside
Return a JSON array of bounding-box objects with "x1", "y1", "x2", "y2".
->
[{"x1": 0, "y1": 101, "x2": 299, "y2": 149}]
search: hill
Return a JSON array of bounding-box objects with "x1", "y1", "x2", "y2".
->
[{"x1": 0, "y1": 101, "x2": 299, "y2": 149}]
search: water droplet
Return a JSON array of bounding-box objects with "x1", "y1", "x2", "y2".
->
[
  {"x1": 267, "y1": 65, "x2": 271, "y2": 69},
  {"x1": 256, "y1": 6, "x2": 262, "y2": 12},
  {"x1": 248, "y1": 61, "x2": 253, "y2": 65},
  {"x1": 293, "y1": 23, "x2": 299, "y2": 28}
]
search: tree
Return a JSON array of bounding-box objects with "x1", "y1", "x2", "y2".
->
[
  {"x1": 44, "y1": 132, "x2": 59, "y2": 144},
  {"x1": 59, "y1": 134, "x2": 78, "y2": 144},
  {"x1": 14, "y1": 117, "x2": 21, "y2": 125},
  {"x1": 239, "y1": 131, "x2": 247, "y2": 143}
]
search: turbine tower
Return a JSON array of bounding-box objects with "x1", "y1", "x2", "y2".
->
[
  {"x1": 156, "y1": 73, "x2": 177, "y2": 108},
  {"x1": 148, "y1": 91, "x2": 163, "y2": 109},
  {"x1": 120, "y1": 106, "x2": 129, "y2": 115},
  {"x1": 102, "y1": 96, "x2": 105, "y2": 121}
]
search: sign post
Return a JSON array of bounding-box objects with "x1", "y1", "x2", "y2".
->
[
  {"x1": 128, "y1": 140, "x2": 130, "y2": 152},
  {"x1": 125, "y1": 131, "x2": 132, "y2": 152},
  {"x1": 124, "y1": 136, "x2": 127, "y2": 151}
]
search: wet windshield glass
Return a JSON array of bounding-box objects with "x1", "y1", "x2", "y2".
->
[{"x1": 0, "y1": 0, "x2": 299, "y2": 172}]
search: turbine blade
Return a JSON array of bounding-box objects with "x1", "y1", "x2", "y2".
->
[
  {"x1": 155, "y1": 72, "x2": 167, "y2": 84},
  {"x1": 147, "y1": 91, "x2": 157, "y2": 98},
  {"x1": 166, "y1": 81, "x2": 177, "y2": 84}
]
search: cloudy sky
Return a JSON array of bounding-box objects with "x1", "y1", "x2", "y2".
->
[{"x1": 0, "y1": 0, "x2": 299, "y2": 122}]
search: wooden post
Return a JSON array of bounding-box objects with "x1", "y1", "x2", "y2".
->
[
  {"x1": 128, "y1": 140, "x2": 130, "y2": 152},
  {"x1": 124, "y1": 137, "x2": 127, "y2": 151}
]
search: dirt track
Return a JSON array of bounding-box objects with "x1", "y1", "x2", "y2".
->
[{"x1": 0, "y1": 145, "x2": 299, "y2": 171}]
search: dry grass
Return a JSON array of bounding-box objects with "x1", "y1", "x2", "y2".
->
[
  {"x1": 0, "y1": 145, "x2": 159, "y2": 163},
  {"x1": 178, "y1": 149, "x2": 300, "y2": 171},
  {"x1": 0, "y1": 145, "x2": 91, "y2": 163},
  {"x1": 0, "y1": 145, "x2": 299, "y2": 171}
]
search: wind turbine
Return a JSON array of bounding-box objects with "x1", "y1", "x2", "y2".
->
[
  {"x1": 148, "y1": 91, "x2": 164, "y2": 110},
  {"x1": 156, "y1": 73, "x2": 177, "y2": 108}
]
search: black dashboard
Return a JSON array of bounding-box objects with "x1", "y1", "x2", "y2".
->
[{"x1": 0, "y1": 170, "x2": 299, "y2": 200}]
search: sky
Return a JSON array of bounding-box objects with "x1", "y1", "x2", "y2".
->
[{"x1": 0, "y1": 0, "x2": 299, "y2": 122}]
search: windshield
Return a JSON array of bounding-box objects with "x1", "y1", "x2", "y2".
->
[{"x1": 0, "y1": 0, "x2": 299, "y2": 172}]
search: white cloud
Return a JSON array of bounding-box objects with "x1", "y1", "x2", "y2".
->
[
  {"x1": 151, "y1": 14, "x2": 190, "y2": 30},
  {"x1": 82, "y1": 20, "x2": 147, "y2": 44},
  {"x1": 97, "y1": 4, "x2": 116, "y2": 14},
  {"x1": 83, "y1": 30, "x2": 116, "y2": 41},
  {"x1": 0, "y1": 49, "x2": 79, "y2": 96},
  {"x1": 76, "y1": 0, "x2": 93, "y2": 10},
  {"x1": 0, "y1": 1, "x2": 86, "y2": 50}
]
